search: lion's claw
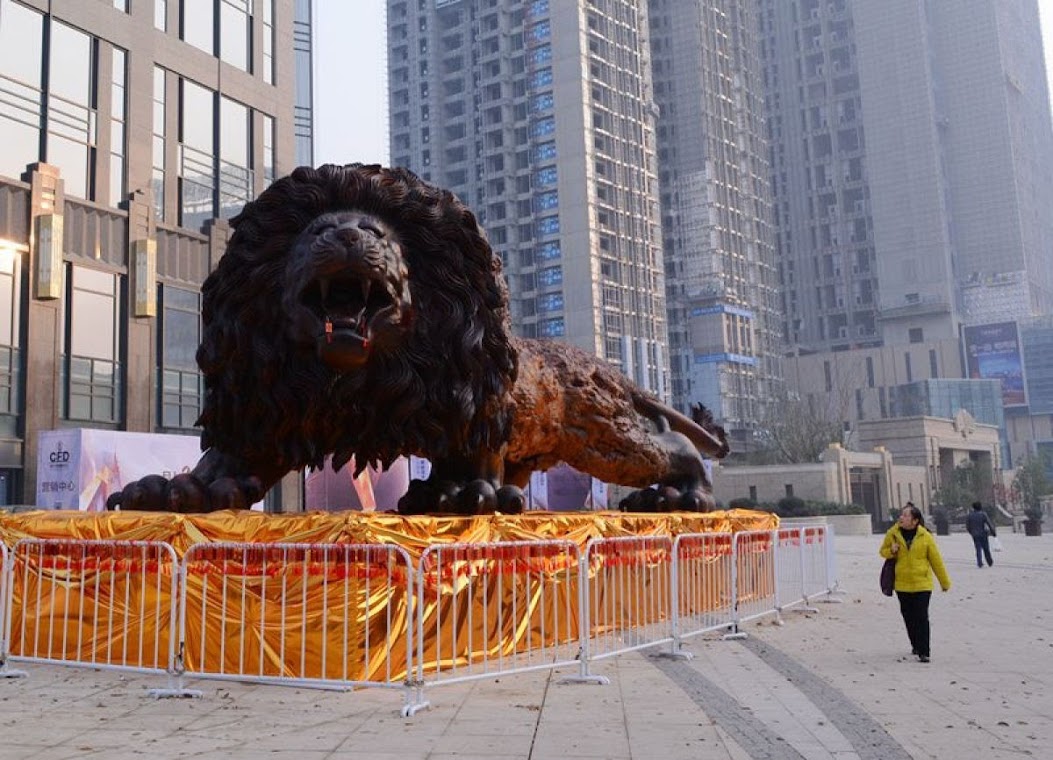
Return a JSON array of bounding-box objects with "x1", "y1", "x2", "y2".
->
[
  {"x1": 107, "y1": 473, "x2": 259, "y2": 513},
  {"x1": 619, "y1": 485, "x2": 714, "y2": 513}
]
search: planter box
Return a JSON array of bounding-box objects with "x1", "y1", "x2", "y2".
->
[
  {"x1": 780, "y1": 514, "x2": 872, "y2": 536},
  {"x1": 1024, "y1": 519, "x2": 1043, "y2": 537}
]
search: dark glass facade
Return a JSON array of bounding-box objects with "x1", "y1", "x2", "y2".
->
[{"x1": 0, "y1": 0, "x2": 306, "y2": 507}]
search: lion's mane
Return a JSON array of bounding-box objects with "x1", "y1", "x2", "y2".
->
[{"x1": 195, "y1": 164, "x2": 517, "y2": 476}]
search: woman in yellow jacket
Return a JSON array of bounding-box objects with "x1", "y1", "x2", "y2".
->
[{"x1": 879, "y1": 503, "x2": 951, "y2": 662}]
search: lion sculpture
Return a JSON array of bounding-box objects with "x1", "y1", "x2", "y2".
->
[{"x1": 107, "y1": 164, "x2": 729, "y2": 515}]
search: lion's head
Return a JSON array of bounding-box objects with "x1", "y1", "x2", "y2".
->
[
  {"x1": 282, "y1": 210, "x2": 412, "y2": 371},
  {"x1": 195, "y1": 164, "x2": 517, "y2": 476}
]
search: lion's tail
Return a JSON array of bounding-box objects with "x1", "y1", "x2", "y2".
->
[{"x1": 632, "y1": 394, "x2": 730, "y2": 459}]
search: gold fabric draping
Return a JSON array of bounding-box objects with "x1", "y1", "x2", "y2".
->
[{"x1": 0, "y1": 509, "x2": 777, "y2": 683}]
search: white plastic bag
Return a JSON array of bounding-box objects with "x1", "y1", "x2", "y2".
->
[{"x1": 991, "y1": 535, "x2": 1003, "y2": 552}]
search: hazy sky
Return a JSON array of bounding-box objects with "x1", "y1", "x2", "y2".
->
[{"x1": 314, "y1": 0, "x2": 1053, "y2": 168}]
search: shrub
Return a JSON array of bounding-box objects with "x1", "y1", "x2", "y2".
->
[
  {"x1": 728, "y1": 497, "x2": 758, "y2": 510},
  {"x1": 776, "y1": 496, "x2": 808, "y2": 517}
]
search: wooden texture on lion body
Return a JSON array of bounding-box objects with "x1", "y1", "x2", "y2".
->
[{"x1": 505, "y1": 338, "x2": 705, "y2": 489}]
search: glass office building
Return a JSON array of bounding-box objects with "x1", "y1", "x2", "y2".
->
[{"x1": 0, "y1": 0, "x2": 307, "y2": 506}]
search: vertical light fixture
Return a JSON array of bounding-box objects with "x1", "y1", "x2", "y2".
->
[
  {"x1": 34, "y1": 213, "x2": 64, "y2": 299},
  {"x1": 133, "y1": 238, "x2": 157, "y2": 317}
]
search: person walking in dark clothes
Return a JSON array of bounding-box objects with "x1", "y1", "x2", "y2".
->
[
  {"x1": 879, "y1": 503, "x2": 951, "y2": 662},
  {"x1": 965, "y1": 501, "x2": 997, "y2": 567}
]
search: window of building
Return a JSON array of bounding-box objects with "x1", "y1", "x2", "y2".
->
[
  {"x1": 929, "y1": 348, "x2": 938, "y2": 378},
  {"x1": 537, "y1": 265, "x2": 562, "y2": 287},
  {"x1": 535, "y1": 191, "x2": 558, "y2": 211},
  {"x1": 531, "y1": 93, "x2": 553, "y2": 113},
  {"x1": 65, "y1": 266, "x2": 121, "y2": 423},
  {"x1": 536, "y1": 216, "x2": 559, "y2": 236},
  {"x1": 530, "y1": 117, "x2": 555, "y2": 138},
  {"x1": 181, "y1": 0, "x2": 215, "y2": 54},
  {"x1": 179, "y1": 78, "x2": 216, "y2": 229},
  {"x1": 537, "y1": 293, "x2": 563, "y2": 313},
  {"x1": 260, "y1": 0, "x2": 275, "y2": 82},
  {"x1": 785, "y1": 484, "x2": 794, "y2": 497},
  {"x1": 219, "y1": 96, "x2": 252, "y2": 218},
  {"x1": 220, "y1": 0, "x2": 251, "y2": 71},
  {"x1": 0, "y1": 0, "x2": 44, "y2": 180},
  {"x1": 539, "y1": 317, "x2": 564, "y2": 337},
  {"x1": 0, "y1": 250, "x2": 21, "y2": 417},
  {"x1": 823, "y1": 360, "x2": 832, "y2": 391},
  {"x1": 293, "y1": 0, "x2": 313, "y2": 161},
  {"x1": 109, "y1": 48, "x2": 127, "y2": 206},
  {"x1": 531, "y1": 68, "x2": 553, "y2": 88},
  {"x1": 262, "y1": 114, "x2": 275, "y2": 184},
  {"x1": 155, "y1": 0, "x2": 168, "y2": 31},
  {"x1": 537, "y1": 242, "x2": 561, "y2": 261},
  {"x1": 534, "y1": 144, "x2": 556, "y2": 163},
  {"x1": 749, "y1": 485, "x2": 757, "y2": 501},
  {"x1": 159, "y1": 285, "x2": 203, "y2": 429},
  {"x1": 904, "y1": 352, "x2": 912, "y2": 383},
  {"x1": 152, "y1": 67, "x2": 167, "y2": 220},
  {"x1": 908, "y1": 327, "x2": 923, "y2": 343},
  {"x1": 530, "y1": 43, "x2": 555, "y2": 64},
  {"x1": 46, "y1": 22, "x2": 97, "y2": 200},
  {"x1": 865, "y1": 355, "x2": 874, "y2": 387},
  {"x1": 535, "y1": 167, "x2": 557, "y2": 186}
]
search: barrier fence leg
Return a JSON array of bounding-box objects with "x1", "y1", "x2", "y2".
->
[
  {"x1": 559, "y1": 555, "x2": 609, "y2": 686},
  {"x1": 0, "y1": 656, "x2": 28, "y2": 679},
  {"x1": 820, "y1": 527, "x2": 845, "y2": 603},
  {"x1": 798, "y1": 530, "x2": 819, "y2": 614},
  {"x1": 147, "y1": 644, "x2": 203, "y2": 699},
  {"x1": 660, "y1": 551, "x2": 692, "y2": 660},
  {"x1": 721, "y1": 544, "x2": 747, "y2": 640},
  {"x1": 401, "y1": 678, "x2": 430, "y2": 718}
]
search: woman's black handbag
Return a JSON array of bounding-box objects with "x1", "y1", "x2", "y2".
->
[{"x1": 880, "y1": 558, "x2": 896, "y2": 596}]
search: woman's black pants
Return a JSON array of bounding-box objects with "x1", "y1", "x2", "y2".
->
[{"x1": 896, "y1": 590, "x2": 932, "y2": 657}]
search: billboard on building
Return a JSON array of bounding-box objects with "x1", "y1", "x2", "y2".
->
[
  {"x1": 963, "y1": 322, "x2": 1026, "y2": 407},
  {"x1": 35, "y1": 429, "x2": 206, "y2": 511}
]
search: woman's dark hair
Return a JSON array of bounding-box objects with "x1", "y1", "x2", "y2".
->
[{"x1": 907, "y1": 505, "x2": 925, "y2": 527}]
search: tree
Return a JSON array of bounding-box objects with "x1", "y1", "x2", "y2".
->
[
  {"x1": 1012, "y1": 452, "x2": 1052, "y2": 519},
  {"x1": 751, "y1": 381, "x2": 854, "y2": 465},
  {"x1": 932, "y1": 460, "x2": 993, "y2": 522}
]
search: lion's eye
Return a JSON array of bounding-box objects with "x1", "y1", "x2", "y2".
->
[{"x1": 358, "y1": 220, "x2": 385, "y2": 238}]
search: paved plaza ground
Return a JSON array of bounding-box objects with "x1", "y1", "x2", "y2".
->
[{"x1": 1, "y1": 531, "x2": 1050, "y2": 759}]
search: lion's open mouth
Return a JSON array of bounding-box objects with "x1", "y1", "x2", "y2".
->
[{"x1": 304, "y1": 275, "x2": 395, "y2": 345}]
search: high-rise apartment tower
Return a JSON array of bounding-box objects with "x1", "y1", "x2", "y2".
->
[
  {"x1": 760, "y1": 0, "x2": 1053, "y2": 352},
  {"x1": 648, "y1": 0, "x2": 782, "y2": 444},
  {"x1": 387, "y1": 0, "x2": 669, "y2": 394}
]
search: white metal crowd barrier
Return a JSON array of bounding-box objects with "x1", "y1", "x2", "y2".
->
[
  {"x1": 179, "y1": 542, "x2": 419, "y2": 711},
  {"x1": 0, "y1": 526, "x2": 839, "y2": 715},
  {"x1": 800, "y1": 526, "x2": 833, "y2": 601},
  {"x1": 414, "y1": 539, "x2": 585, "y2": 698},
  {"x1": 0, "y1": 540, "x2": 22, "y2": 679},
  {"x1": 728, "y1": 530, "x2": 780, "y2": 635},
  {"x1": 578, "y1": 536, "x2": 676, "y2": 673},
  {"x1": 671, "y1": 532, "x2": 736, "y2": 648},
  {"x1": 0, "y1": 538, "x2": 193, "y2": 695}
]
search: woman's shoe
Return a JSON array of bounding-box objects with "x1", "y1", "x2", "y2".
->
[{"x1": 918, "y1": 655, "x2": 930, "y2": 663}]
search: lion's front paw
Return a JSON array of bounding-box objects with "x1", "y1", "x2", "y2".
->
[
  {"x1": 106, "y1": 473, "x2": 208, "y2": 513},
  {"x1": 106, "y1": 473, "x2": 261, "y2": 513}
]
